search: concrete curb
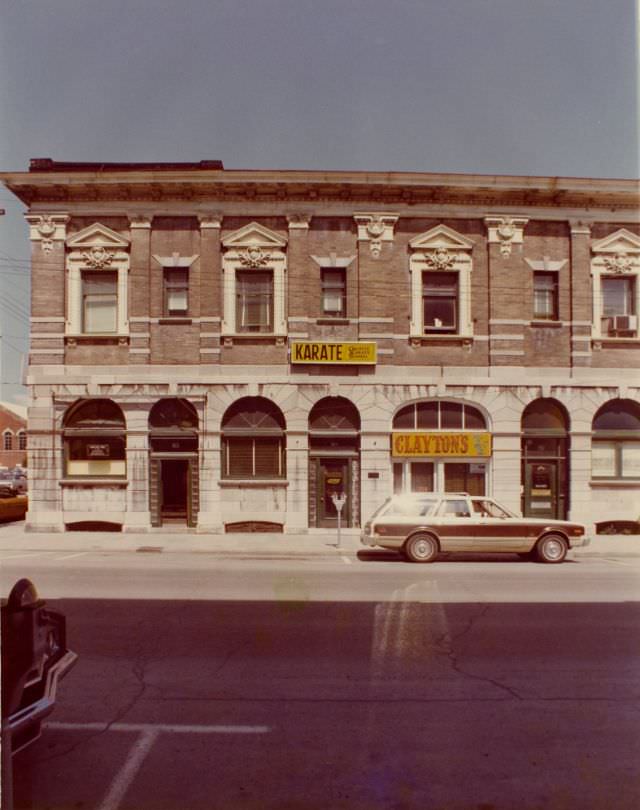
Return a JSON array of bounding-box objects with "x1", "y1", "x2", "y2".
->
[{"x1": 0, "y1": 522, "x2": 637, "y2": 556}]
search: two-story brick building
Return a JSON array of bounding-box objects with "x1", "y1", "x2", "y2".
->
[
  {"x1": 1, "y1": 160, "x2": 638, "y2": 533},
  {"x1": 0, "y1": 401, "x2": 27, "y2": 470}
]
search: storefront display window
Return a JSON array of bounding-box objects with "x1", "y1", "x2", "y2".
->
[
  {"x1": 391, "y1": 401, "x2": 489, "y2": 495},
  {"x1": 222, "y1": 397, "x2": 286, "y2": 480},
  {"x1": 63, "y1": 399, "x2": 126, "y2": 477},
  {"x1": 592, "y1": 399, "x2": 640, "y2": 479}
]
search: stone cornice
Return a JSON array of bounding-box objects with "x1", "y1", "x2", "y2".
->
[{"x1": 2, "y1": 169, "x2": 638, "y2": 212}]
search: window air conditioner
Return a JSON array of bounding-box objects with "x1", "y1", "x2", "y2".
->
[{"x1": 613, "y1": 315, "x2": 637, "y2": 331}]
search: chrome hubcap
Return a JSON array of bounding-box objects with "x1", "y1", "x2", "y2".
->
[
  {"x1": 545, "y1": 539, "x2": 563, "y2": 559},
  {"x1": 414, "y1": 539, "x2": 431, "y2": 558}
]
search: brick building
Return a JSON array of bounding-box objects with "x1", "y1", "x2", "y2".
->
[
  {"x1": 0, "y1": 160, "x2": 638, "y2": 533},
  {"x1": 0, "y1": 401, "x2": 27, "y2": 470}
]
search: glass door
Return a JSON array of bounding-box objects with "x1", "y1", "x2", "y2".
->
[
  {"x1": 317, "y1": 459, "x2": 350, "y2": 528},
  {"x1": 524, "y1": 461, "x2": 558, "y2": 519}
]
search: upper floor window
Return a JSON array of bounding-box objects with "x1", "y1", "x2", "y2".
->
[
  {"x1": 163, "y1": 267, "x2": 189, "y2": 317},
  {"x1": 533, "y1": 272, "x2": 558, "y2": 320},
  {"x1": 409, "y1": 225, "x2": 474, "y2": 339},
  {"x1": 601, "y1": 277, "x2": 636, "y2": 335},
  {"x1": 3, "y1": 431, "x2": 13, "y2": 451},
  {"x1": 590, "y1": 229, "x2": 640, "y2": 340},
  {"x1": 17, "y1": 431, "x2": 27, "y2": 451},
  {"x1": 82, "y1": 271, "x2": 118, "y2": 333},
  {"x1": 321, "y1": 269, "x2": 346, "y2": 317},
  {"x1": 423, "y1": 272, "x2": 458, "y2": 333},
  {"x1": 236, "y1": 270, "x2": 273, "y2": 333},
  {"x1": 66, "y1": 223, "x2": 130, "y2": 337},
  {"x1": 221, "y1": 222, "x2": 287, "y2": 338}
]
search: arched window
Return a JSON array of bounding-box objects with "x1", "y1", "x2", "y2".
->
[
  {"x1": 393, "y1": 401, "x2": 486, "y2": 431},
  {"x1": 521, "y1": 399, "x2": 570, "y2": 519},
  {"x1": 63, "y1": 399, "x2": 126, "y2": 478},
  {"x1": 592, "y1": 399, "x2": 640, "y2": 480},
  {"x1": 17, "y1": 431, "x2": 27, "y2": 451},
  {"x1": 222, "y1": 397, "x2": 286, "y2": 479},
  {"x1": 309, "y1": 397, "x2": 360, "y2": 433},
  {"x1": 149, "y1": 398, "x2": 198, "y2": 430},
  {"x1": 3, "y1": 430, "x2": 13, "y2": 451},
  {"x1": 391, "y1": 400, "x2": 488, "y2": 495}
]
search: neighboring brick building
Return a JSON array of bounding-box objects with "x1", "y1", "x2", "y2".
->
[
  {"x1": 0, "y1": 160, "x2": 638, "y2": 533},
  {"x1": 0, "y1": 401, "x2": 27, "y2": 469}
]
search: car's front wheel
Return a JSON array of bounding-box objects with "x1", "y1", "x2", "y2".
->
[
  {"x1": 535, "y1": 533, "x2": 568, "y2": 564},
  {"x1": 404, "y1": 533, "x2": 439, "y2": 563}
]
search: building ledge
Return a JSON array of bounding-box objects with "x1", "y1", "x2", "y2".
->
[
  {"x1": 59, "y1": 478, "x2": 128, "y2": 487},
  {"x1": 218, "y1": 479, "x2": 289, "y2": 488},
  {"x1": 530, "y1": 320, "x2": 563, "y2": 328},
  {"x1": 589, "y1": 479, "x2": 640, "y2": 488},
  {"x1": 65, "y1": 335, "x2": 130, "y2": 346},
  {"x1": 222, "y1": 334, "x2": 287, "y2": 347},
  {"x1": 158, "y1": 318, "x2": 193, "y2": 325},
  {"x1": 410, "y1": 335, "x2": 473, "y2": 348}
]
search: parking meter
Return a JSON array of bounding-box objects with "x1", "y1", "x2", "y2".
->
[{"x1": 330, "y1": 491, "x2": 347, "y2": 548}]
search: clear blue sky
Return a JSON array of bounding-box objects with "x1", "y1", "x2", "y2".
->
[{"x1": 1, "y1": 0, "x2": 638, "y2": 403}]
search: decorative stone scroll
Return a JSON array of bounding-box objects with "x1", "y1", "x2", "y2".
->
[
  {"x1": 25, "y1": 213, "x2": 70, "y2": 253},
  {"x1": 354, "y1": 213, "x2": 398, "y2": 258},
  {"x1": 484, "y1": 216, "x2": 529, "y2": 257}
]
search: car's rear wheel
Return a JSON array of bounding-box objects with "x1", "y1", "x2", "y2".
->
[
  {"x1": 404, "y1": 533, "x2": 439, "y2": 563},
  {"x1": 535, "y1": 533, "x2": 568, "y2": 564}
]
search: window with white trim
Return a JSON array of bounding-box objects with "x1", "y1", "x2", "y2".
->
[
  {"x1": 236, "y1": 270, "x2": 274, "y2": 333},
  {"x1": 163, "y1": 267, "x2": 189, "y2": 317},
  {"x1": 321, "y1": 268, "x2": 346, "y2": 317},
  {"x1": 3, "y1": 431, "x2": 13, "y2": 451},
  {"x1": 409, "y1": 225, "x2": 474, "y2": 339},
  {"x1": 82, "y1": 271, "x2": 118, "y2": 333},
  {"x1": 591, "y1": 229, "x2": 640, "y2": 340},
  {"x1": 221, "y1": 222, "x2": 287, "y2": 338},
  {"x1": 63, "y1": 399, "x2": 126, "y2": 478}
]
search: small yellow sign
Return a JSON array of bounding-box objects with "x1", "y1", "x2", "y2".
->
[
  {"x1": 291, "y1": 341, "x2": 377, "y2": 365},
  {"x1": 392, "y1": 432, "x2": 492, "y2": 458}
]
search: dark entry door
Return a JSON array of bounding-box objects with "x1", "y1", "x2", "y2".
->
[
  {"x1": 524, "y1": 461, "x2": 559, "y2": 519},
  {"x1": 161, "y1": 459, "x2": 189, "y2": 523},
  {"x1": 317, "y1": 459, "x2": 350, "y2": 528}
]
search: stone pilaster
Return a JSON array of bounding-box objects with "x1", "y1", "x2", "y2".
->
[
  {"x1": 569, "y1": 221, "x2": 593, "y2": 363},
  {"x1": 128, "y1": 215, "x2": 153, "y2": 364},
  {"x1": 287, "y1": 214, "x2": 311, "y2": 337},
  {"x1": 485, "y1": 215, "x2": 529, "y2": 367}
]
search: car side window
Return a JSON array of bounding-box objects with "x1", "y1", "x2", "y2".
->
[{"x1": 440, "y1": 499, "x2": 471, "y2": 517}]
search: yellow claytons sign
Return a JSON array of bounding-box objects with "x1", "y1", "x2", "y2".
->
[
  {"x1": 291, "y1": 342, "x2": 377, "y2": 364},
  {"x1": 392, "y1": 432, "x2": 492, "y2": 458}
]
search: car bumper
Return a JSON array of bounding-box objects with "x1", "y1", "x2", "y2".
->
[
  {"x1": 8, "y1": 649, "x2": 78, "y2": 754},
  {"x1": 570, "y1": 535, "x2": 591, "y2": 548}
]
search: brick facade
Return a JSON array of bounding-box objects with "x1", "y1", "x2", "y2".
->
[
  {"x1": 0, "y1": 402, "x2": 27, "y2": 469},
  {"x1": 1, "y1": 162, "x2": 638, "y2": 533}
]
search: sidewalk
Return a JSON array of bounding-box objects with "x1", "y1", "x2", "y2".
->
[
  {"x1": 0, "y1": 520, "x2": 638, "y2": 557},
  {"x1": 0, "y1": 522, "x2": 361, "y2": 556}
]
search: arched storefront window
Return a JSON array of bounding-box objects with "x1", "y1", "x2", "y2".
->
[
  {"x1": 63, "y1": 399, "x2": 126, "y2": 478},
  {"x1": 391, "y1": 401, "x2": 489, "y2": 495},
  {"x1": 308, "y1": 397, "x2": 360, "y2": 528},
  {"x1": 592, "y1": 399, "x2": 640, "y2": 480},
  {"x1": 222, "y1": 397, "x2": 286, "y2": 479},
  {"x1": 148, "y1": 398, "x2": 199, "y2": 527},
  {"x1": 521, "y1": 399, "x2": 569, "y2": 520}
]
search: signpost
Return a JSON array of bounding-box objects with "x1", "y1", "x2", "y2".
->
[{"x1": 330, "y1": 491, "x2": 347, "y2": 549}]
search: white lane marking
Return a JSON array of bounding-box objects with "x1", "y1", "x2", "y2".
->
[
  {"x1": 46, "y1": 721, "x2": 270, "y2": 734},
  {"x1": 56, "y1": 552, "x2": 90, "y2": 560},
  {"x1": 341, "y1": 555, "x2": 352, "y2": 565},
  {"x1": 98, "y1": 728, "x2": 159, "y2": 810}
]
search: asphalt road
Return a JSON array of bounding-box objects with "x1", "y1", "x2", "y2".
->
[{"x1": 3, "y1": 551, "x2": 640, "y2": 810}]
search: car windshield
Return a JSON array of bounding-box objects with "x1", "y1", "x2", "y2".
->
[
  {"x1": 384, "y1": 496, "x2": 437, "y2": 517},
  {"x1": 471, "y1": 498, "x2": 517, "y2": 518}
]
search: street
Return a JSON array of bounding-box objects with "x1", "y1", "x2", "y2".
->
[{"x1": 2, "y1": 549, "x2": 639, "y2": 809}]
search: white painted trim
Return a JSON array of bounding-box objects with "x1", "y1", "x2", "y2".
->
[
  {"x1": 490, "y1": 349, "x2": 526, "y2": 356},
  {"x1": 152, "y1": 254, "x2": 198, "y2": 268},
  {"x1": 129, "y1": 348, "x2": 151, "y2": 354},
  {"x1": 310, "y1": 254, "x2": 356, "y2": 268},
  {"x1": 30, "y1": 317, "x2": 66, "y2": 323},
  {"x1": 490, "y1": 334, "x2": 525, "y2": 341}
]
